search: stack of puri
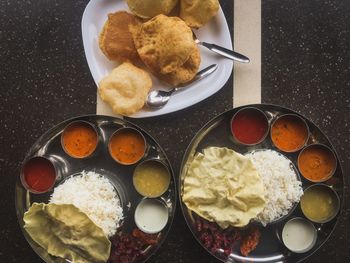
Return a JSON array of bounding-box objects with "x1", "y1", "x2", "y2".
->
[
  {"x1": 133, "y1": 14, "x2": 201, "y2": 86},
  {"x1": 98, "y1": 11, "x2": 152, "y2": 116},
  {"x1": 98, "y1": 0, "x2": 220, "y2": 116},
  {"x1": 125, "y1": 0, "x2": 220, "y2": 28},
  {"x1": 99, "y1": 11, "x2": 200, "y2": 86}
]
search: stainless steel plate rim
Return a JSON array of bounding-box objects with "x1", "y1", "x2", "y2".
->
[
  {"x1": 179, "y1": 103, "x2": 344, "y2": 263},
  {"x1": 15, "y1": 114, "x2": 177, "y2": 263}
]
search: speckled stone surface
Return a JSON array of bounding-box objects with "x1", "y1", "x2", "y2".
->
[
  {"x1": 1, "y1": 0, "x2": 349, "y2": 262},
  {"x1": 262, "y1": 1, "x2": 350, "y2": 262},
  {"x1": 0, "y1": 0, "x2": 96, "y2": 262}
]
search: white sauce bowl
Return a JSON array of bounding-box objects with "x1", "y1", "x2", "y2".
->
[
  {"x1": 282, "y1": 217, "x2": 317, "y2": 253},
  {"x1": 134, "y1": 198, "x2": 169, "y2": 234}
]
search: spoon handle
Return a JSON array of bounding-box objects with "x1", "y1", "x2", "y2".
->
[
  {"x1": 200, "y1": 42, "x2": 250, "y2": 63},
  {"x1": 192, "y1": 64, "x2": 218, "y2": 83}
]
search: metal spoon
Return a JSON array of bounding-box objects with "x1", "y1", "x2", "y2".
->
[
  {"x1": 193, "y1": 32, "x2": 250, "y2": 63},
  {"x1": 146, "y1": 64, "x2": 218, "y2": 108}
]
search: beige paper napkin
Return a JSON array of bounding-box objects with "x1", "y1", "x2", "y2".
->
[{"x1": 233, "y1": 0, "x2": 261, "y2": 107}]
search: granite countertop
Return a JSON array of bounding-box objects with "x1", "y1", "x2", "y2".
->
[{"x1": 0, "y1": 0, "x2": 349, "y2": 262}]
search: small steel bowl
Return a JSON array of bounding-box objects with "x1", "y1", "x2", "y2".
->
[
  {"x1": 134, "y1": 198, "x2": 169, "y2": 234},
  {"x1": 270, "y1": 114, "x2": 310, "y2": 153},
  {"x1": 61, "y1": 120, "x2": 98, "y2": 159},
  {"x1": 282, "y1": 217, "x2": 317, "y2": 253},
  {"x1": 20, "y1": 156, "x2": 57, "y2": 194},
  {"x1": 133, "y1": 158, "x2": 171, "y2": 198},
  {"x1": 300, "y1": 184, "x2": 340, "y2": 224},
  {"x1": 108, "y1": 127, "x2": 147, "y2": 165},
  {"x1": 297, "y1": 143, "x2": 337, "y2": 183},
  {"x1": 230, "y1": 107, "x2": 269, "y2": 146}
]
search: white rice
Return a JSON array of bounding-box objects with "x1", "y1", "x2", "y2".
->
[
  {"x1": 50, "y1": 171, "x2": 123, "y2": 237},
  {"x1": 246, "y1": 150, "x2": 303, "y2": 226}
]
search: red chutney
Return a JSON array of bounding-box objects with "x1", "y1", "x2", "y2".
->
[
  {"x1": 22, "y1": 157, "x2": 56, "y2": 193},
  {"x1": 231, "y1": 108, "x2": 268, "y2": 145}
]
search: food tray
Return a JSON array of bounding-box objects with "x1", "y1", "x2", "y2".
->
[
  {"x1": 179, "y1": 104, "x2": 343, "y2": 263},
  {"x1": 15, "y1": 115, "x2": 176, "y2": 263}
]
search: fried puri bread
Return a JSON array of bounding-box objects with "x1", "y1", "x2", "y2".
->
[
  {"x1": 133, "y1": 14, "x2": 196, "y2": 74},
  {"x1": 98, "y1": 62, "x2": 152, "y2": 116},
  {"x1": 180, "y1": 0, "x2": 219, "y2": 28},
  {"x1": 157, "y1": 45, "x2": 201, "y2": 86},
  {"x1": 126, "y1": 0, "x2": 178, "y2": 19},
  {"x1": 99, "y1": 11, "x2": 141, "y2": 64}
]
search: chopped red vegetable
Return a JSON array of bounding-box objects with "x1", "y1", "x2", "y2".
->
[
  {"x1": 240, "y1": 226, "x2": 261, "y2": 256},
  {"x1": 109, "y1": 233, "x2": 144, "y2": 263},
  {"x1": 194, "y1": 215, "x2": 241, "y2": 257},
  {"x1": 132, "y1": 229, "x2": 159, "y2": 245},
  {"x1": 108, "y1": 228, "x2": 159, "y2": 263}
]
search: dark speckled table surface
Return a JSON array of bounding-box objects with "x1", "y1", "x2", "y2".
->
[{"x1": 0, "y1": 0, "x2": 349, "y2": 262}]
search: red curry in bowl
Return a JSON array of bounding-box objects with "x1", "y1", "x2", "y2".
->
[{"x1": 231, "y1": 107, "x2": 269, "y2": 145}]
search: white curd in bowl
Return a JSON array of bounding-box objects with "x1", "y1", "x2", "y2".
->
[
  {"x1": 134, "y1": 198, "x2": 169, "y2": 234},
  {"x1": 282, "y1": 217, "x2": 317, "y2": 253}
]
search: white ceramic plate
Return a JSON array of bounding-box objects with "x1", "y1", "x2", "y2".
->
[{"x1": 82, "y1": 0, "x2": 233, "y2": 118}]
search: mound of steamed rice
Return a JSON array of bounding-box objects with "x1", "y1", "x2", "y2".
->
[
  {"x1": 246, "y1": 150, "x2": 303, "y2": 226},
  {"x1": 50, "y1": 171, "x2": 123, "y2": 237}
]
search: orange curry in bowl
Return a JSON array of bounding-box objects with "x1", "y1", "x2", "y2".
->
[
  {"x1": 61, "y1": 121, "x2": 98, "y2": 158},
  {"x1": 109, "y1": 128, "x2": 146, "y2": 165}
]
